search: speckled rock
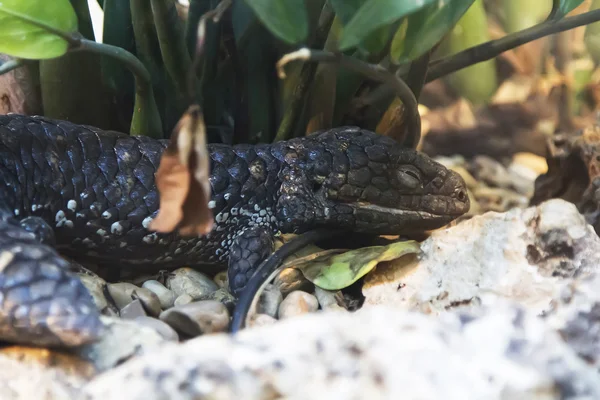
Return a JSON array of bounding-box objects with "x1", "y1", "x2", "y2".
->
[
  {"x1": 363, "y1": 199, "x2": 600, "y2": 315},
  {"x1": 76, "y1": 316, "x2": 166, "y2": 372},
  {"x1": 159, "y1": 300, "x2": 230, "y2": 337},
  {"x1": 544, "y1": 271, "x2": 600, "y2": 369},
  {"x1": 166, "y1": 268, "x2": 219, "y2": 299},
  {"x1": 0, "y1": 351, "x2": 91, "y2": 399},
  {"x1": 142, "y1": 280, "x2": 176, "y2": 309},
  {"x1": 278, "y1": 291, "x2": 319, "y2": 319},
  {"x1": 81, "y1": 304, "x2": 600, "y2": 400}
]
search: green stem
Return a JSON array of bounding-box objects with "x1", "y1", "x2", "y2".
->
[
  {"x1": 427, "y1": 8, "x2": 600, "y2": 82},
  {"x1": 547, "y1": 0, "x2": 561, "y2": 21},
  {"x1": 150, "y1": 0, "x2": 194, "y2": 97},
  {"x1": 72, "y1": 39, "x2": 151, "y2": 97},
  {"x1": 0, "y1": 59, "x2": 24, "y2": 75},
  {"x1": 278, "y1": 49, "x2": 421, "y2": 148},
  {"x1": 274, "y1": 4, "x2": 334, "y2": 142},
  {"x1": 71, "y1": 39, "x2": 162, "y2": 138}
]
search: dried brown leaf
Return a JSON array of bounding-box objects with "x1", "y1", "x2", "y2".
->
[{"x1": 149, "y1": 105, "x2": 214, "y2": 236}]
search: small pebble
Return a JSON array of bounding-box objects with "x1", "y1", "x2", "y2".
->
[
  {"x1": 314, "y1": 287, "x2": 345, "y2": 312},
  {"x1": 142, "y1": 280, "x2": 176, "y2": 309},
  {"x1": 119, "y1": 299, "x2": 147, "y2": 319},
  {"x1": 107, "y1": 282, "x2": 162, "y2": 317},
  {"x1": 159, "y1": 300, "x2": 230, "y2": 337},
  {"x1": 78, "y1": 273, "x2": 118, "y2": 316},
  {"x1": 166, "y1": 268, "x2": 219, "y2": 299},
  {"x1": 197, "y1": 288, "x2": 236, "y2": 313},
  {"x1": 174, "y1": 294, "x2": 193, "y2": 307},
  {"x1": 278, "y1": 290, "x2": 319, "y2": 319},
  {"x1": 134, "y1": 316, "x2": 179, "y2": 341},
  {"x1": 248, "y1": 314, "x2": 277, "y2": 328},
  {"x1": 213, "y1": 271, "x2": 228, "y2": 289},
  {"x1": 274, "y1": 268, "x2": 314, "y2": 296},
  {"x1": 257, "y1": 284, "x2": 283, "y2": 318}
]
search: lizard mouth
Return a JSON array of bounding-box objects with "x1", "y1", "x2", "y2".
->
[
  {"x1": 354, "y1": 203, "x2": 445, "y2": 219},
  {"x1": 344, "y1": 196, "x2": 468, "y2": 235}
]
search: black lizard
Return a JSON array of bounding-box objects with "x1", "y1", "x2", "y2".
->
[{"x1": 0, "y1": 114, "x2": 469, "y2": 347}]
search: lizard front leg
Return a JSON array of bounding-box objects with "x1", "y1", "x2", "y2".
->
[{"x1": 227, "y1": 226, "x2": 275, "y2": 297}]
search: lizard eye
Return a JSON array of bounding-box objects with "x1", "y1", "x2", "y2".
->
[{"x1": 396, "y1": 166, "x2": 421, "y2": 189}]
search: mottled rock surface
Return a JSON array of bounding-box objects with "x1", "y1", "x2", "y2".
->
[
  {"x1": 363, "y1": 199, "x2": 600, "y2": 315},
  {"x1": 82, "y1": 305, "x2": 600, "y2": 400}
]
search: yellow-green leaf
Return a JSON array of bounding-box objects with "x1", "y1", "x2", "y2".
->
[
  {"x1": 0, "y1": 0, "x2": 77, "y2": 59},
  {"x1": 297, "y1": 240, "x2": 420, "y2": 290}
]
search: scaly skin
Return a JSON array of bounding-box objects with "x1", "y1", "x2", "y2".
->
[{"x1": 0, "y1": 114, "x2": 469, "y2": 347}]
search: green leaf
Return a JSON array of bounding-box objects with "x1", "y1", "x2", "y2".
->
[
  {"x1": 297, "y1": 240, "x2": 420, "y2": 290},
  {"x1": 338, "y1": 0, "x2": 438, "y2": 51},
  {"x1": 0, "y1": 0, "x2": 77, "y2": 59},
  {"x1": 555, "y1": 0, "x2": 585, "y2": 19},
  {"x1": 328, "y1": 0, "x2": 366, "y2": 24},
  {"x1": 391, "y1": 0, "x2": 475, "y2": 63},
  {"x1": 243, "y1": 0, "x2": 308, "y2": 44}
]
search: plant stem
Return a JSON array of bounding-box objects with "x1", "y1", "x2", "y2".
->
[
  {"x1": 72, "y1": 39, "x2": 151, "y2": 97},
  {"x1": 277, "y1": 49, "x2": 421, "y2": 148},
  {"x1": 427, "y1": 8, "x2": 600, "y2": 82},
  {"x1": 151, "y1": 0, "x2": 193, "y2": 97},
  {"x1": 547, "y1": 0, "x2": 561, "y2": 21},
  {"x1": 274, "y1": 3, "x2": 334, "y2": 142},
  {"x1": 71, "y1": 38, "x2": 162, "y2": 138},
  {"x1": 0, "y1": 59, "x2": 24, "y2": 75}
]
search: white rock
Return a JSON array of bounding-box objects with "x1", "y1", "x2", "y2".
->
[
  {"x1": 76, "y1": 316, "x2": 166, "y2": 372},
  {"x1": 166, "y1": 268, "x2": 219, "y2": 299},
  {"x1": 363, "y1": 199, "x2": 600, "y2": 315},
  {"x1": 278, "y1": 291, "x2": 319, "y2": 319},
  {"x1": 248, "y1": 314, "x2": 278, "y2": 328},
  {"x1": 82, "y1": 305, "x2": 600, "y2": 399},
  {"x1": 159, "y1": 300, "x2": 230, "y2": 337},
  {"x1": 142, "y1": 280, "x2": 176, "y2": 309},
  {"x1": 0, "y1": 353, "x2": 88, "y2": 399},
  {"x1": 134, "y1": 317, "x2": 179, "y2": 342},
  {"x1": 256, "y1": 284, "x2": 283, "y2": 318},
  {"x1": 544, "y1": 271, "x2": 600, "y2": 369},
  {"x1": 174, "y1": 294, "x2": 193, "y2": 307},
  {"x1": 314, "y1": 287, "x2": 346, "y2": 312}
]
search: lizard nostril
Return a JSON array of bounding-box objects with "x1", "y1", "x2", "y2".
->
[{"x1": 456, "y1": 189, "x2": 467, "y2": 202}]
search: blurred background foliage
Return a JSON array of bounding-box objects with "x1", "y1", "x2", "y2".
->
[{"x1": 1, "y1": 0, "x2": 600, "y2": 153}]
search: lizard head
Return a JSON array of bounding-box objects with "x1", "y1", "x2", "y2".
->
[{"x1": 275, "y1": 127, "x2": 470, "y2": 235}]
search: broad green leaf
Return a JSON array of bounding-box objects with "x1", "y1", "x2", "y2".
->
[
  {"x1": 555, "y1": 0, "x2": 585, "y2": 19},
  {"x1": 297, "y1": 240, "x2": 420, "y2": 290},
  {"x1": 391, "y1": 0, "x2": 475, "y2": 63},
  {"x1": 328, "y1": 0, "x2": 367, "y2": 24},
  {"x1": 436, "y1": 0, "x2": 497, "y2": 105},
  {"x1": 339, "y1": 0, "x2": 438, "y2": 51},
  {"x1": 243, "y1": 0, "x2": 308, "y2": 44},
  {"x1": 0, "y1": 0, "x2": 77, "y2": 59}
]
